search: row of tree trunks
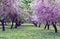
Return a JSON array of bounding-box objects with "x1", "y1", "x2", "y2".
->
[
  {"x1": 33, "y1": 21, "x2": 57, "y2": 33},
  {"x1": 0, "y1": 18, "x2": 22, "y2": 31},
  {"x1": 44, "y1": 21, "x2": 57, "y2": 33}
]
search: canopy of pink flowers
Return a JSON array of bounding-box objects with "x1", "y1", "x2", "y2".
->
[
  {"x1": 31, "y1": 0, "x2": 60, "y2": 24},
  {"x1": 0, "y1": 0, "x2": 20, "y2": 20}
]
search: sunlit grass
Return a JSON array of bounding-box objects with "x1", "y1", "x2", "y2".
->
[{"x1": 0, "y1": 23, "x2": 60, "y2": 39}]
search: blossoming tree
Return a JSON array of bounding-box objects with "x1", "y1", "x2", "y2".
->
[{"x1": 30, "y1": 0, "x2": 60, "y2": 33}]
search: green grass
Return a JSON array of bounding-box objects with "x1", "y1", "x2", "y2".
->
[{"x1": 0, "y1": 23, "x2": 60, "y2": 39}]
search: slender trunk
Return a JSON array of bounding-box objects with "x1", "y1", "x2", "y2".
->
[
  {"x1": 44, "y1": 24, "x2": 47, "y2": 29},
  {"x1": 52, "y1": 22, "x2": 57, "y2": 33},
  {"x1": 15, "y1": 19, "x2": 18, "y2": 28},
  {"x1": 15, "y1": 22, "x2": 17, "y2": 28},
  {"x1": 1, "y1": 20, "x2": 5, "y2": 31},
  {"x1": 10, "y1": 21, "x2": 14, "y2": 29},
  {"x1": 39, "y1": 23, "x2": 41, "y2": 27},
  {"x1": 34, "y1": 23, "x2": 37, "y2": 27},
  {"x1": 47, "y1": 24, "x2": 50, "y2": 30},
  {"x1": 44, "y1": 22, "x2": 50, "y2": 30}
]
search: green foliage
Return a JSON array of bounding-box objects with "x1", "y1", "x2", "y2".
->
[{"x1": 21, "y1": 0, "x2": 32, "y2": 10}]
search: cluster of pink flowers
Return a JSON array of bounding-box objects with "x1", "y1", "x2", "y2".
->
[
  {"x1": 31, "y1": 0, "x2": 60, "y2": 24},
  {"x1": 0, "y1": 0, "x2": 20, "y2": 20}
]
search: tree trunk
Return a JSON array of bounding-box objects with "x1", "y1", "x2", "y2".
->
[
  {"x1": 1, "y1": 20, "x2": 5, "y2": 31},
  {"x1": 10, "y1": 21, "x2": 14, "y2": 29},
  {"x1": 15, "y1": 22, "x2": 17, "y2": 28},
  {"x1": 52, "y1": 22, "x2": 57, "y2": 33},
  {"x1": 44, "y1": 23, "x2": 50, "y2": 30},
  {"x1": 39, "y1": 23, "x2": 41, "y2": 27}
]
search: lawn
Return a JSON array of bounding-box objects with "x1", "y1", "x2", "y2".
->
[{"x1": 0, "y1": 23, "x2": 60, "y2": 39}]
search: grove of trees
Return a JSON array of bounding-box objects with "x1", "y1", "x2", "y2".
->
[
  {"x1": 29, "y1": 0, "x2": 60, "y2": 33},
  {"x1": 0, "y1": 0, "x2": 60, "y2": 33}
]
